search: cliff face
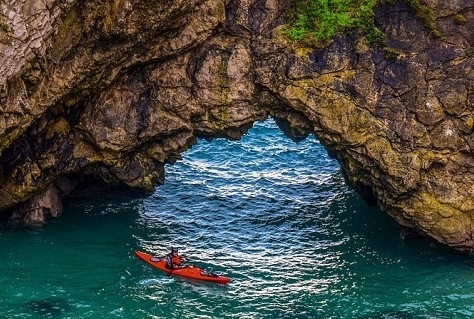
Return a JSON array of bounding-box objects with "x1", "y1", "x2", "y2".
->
[{"x1": 0, "y1": 0, "x2": 473, "y2": 251}]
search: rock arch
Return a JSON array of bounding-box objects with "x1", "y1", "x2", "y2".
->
[{"x1": 0, "y1": 0, "x2": 473, "y2": 252}]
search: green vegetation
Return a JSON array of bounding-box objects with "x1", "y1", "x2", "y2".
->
[
  {"x1": 283, "y1": 0, "x2": 440, "y2": 46},
  {"x1": 0, "y1": 22, "x2": 9, "y2": 32},
  {"x1": 215, "y1": 56, "x2": 231, "y2": 130},
  {"x1": 382, "y1": 47, "x2": 401, "y2": 60},
  {"x1": 282, "y1": 0, "x2": 380, "y2": 45},
  {"x1": 401, "y1": 0, "x2": 441, "y2": 37},
  {"x1": 454, "y1": 14, "x2": 466, "y2": 25}
]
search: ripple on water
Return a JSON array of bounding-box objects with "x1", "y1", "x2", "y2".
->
[
  {"x1": 1, "y1": 119, "x2": 472, "y2": 319},
  {"x1": 25, "y1": 297, "x2": 70, "y2": 318}
]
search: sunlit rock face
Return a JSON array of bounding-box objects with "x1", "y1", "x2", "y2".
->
[{"x1": 0, "y1": 0, "x2": 473, "y2": 252}]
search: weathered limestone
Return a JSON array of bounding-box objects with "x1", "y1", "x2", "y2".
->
[{"x1": 0, "y1": 0, "x2": 473, "y2": 252}]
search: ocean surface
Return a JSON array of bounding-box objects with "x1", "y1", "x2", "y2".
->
[{"x1": 0, "y1": 119, "x2": 473, "y2": 319}]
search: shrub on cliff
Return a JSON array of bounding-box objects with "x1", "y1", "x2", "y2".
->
[
  {"x1": 282, "y1": 0, "x2": 380, "y2": 44},
  {"x1": 283, "y1": 0, "x2": 439, "y2": 45}
]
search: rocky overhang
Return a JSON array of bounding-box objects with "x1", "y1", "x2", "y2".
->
[{"x1": 0, "y1": 0, "x2": 473, "y2": 252}]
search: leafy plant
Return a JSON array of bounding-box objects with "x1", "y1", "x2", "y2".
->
[
  {"x1": 282, "y1": 0, "x2": 379, "y2": 44},
  {"x1": 282, "y1": 0, "x2": 441, "y2": 45}
]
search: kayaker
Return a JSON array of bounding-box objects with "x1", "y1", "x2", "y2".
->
[{"x1": 164, "y1": 247, "x2": 184, "y2": 269}]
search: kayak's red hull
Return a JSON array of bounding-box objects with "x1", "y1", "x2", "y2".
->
[{"x1": 134, "y1": 250, "x2": 231, "y2": 284}]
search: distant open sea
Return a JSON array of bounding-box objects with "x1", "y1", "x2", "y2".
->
[{"x1": 0, "y1": 119, "x2": 473, "y2": 319}]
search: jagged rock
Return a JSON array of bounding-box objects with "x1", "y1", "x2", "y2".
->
[
  {"x1": 0, "y1": 0, "x2": 473, "y2": 252},
  {"x1": 10, "y1": 184, "x2": 62, "y2": 225}
]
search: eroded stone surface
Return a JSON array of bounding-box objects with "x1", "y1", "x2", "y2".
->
[{"x1": 0, "y1": 0, "x2": 473, "y2": 252}]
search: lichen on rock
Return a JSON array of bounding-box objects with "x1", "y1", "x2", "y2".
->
[{"x1": 0, "y1": 0, "x2": 473, "y2": 253}]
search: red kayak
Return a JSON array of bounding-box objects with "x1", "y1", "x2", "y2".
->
[{"x1": 134, "y1": 250, "x2": 231, "y2": 284}]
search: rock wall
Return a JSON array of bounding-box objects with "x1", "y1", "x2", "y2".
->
[{"x1": 0, "y1": 0, "x2": 473, "y2": 252}]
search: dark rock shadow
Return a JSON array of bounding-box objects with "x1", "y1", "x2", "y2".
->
[
  {"x1": 360, "y1": 310, "x2": 416, "y2": 319},
  {"x1": 26, "y1": 297, "x2": 70, "y2": 318}
]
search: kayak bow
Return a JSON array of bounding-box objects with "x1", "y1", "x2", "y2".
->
[{"x1": 134, "y1": 250, "x2": 231, "y2": 284}]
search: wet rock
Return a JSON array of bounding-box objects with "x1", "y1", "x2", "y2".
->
[{"x1": 10, "y1": 184, "x2": 62, "y2": 225}]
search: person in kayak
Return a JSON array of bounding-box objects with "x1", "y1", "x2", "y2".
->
[{"x1": 164, "y1": 247, "x2": 184, "y2": 270}]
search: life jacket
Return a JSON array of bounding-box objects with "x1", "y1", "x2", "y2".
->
[
  {"x1": 165, "y1": 253, "x2": 182, "y2": 269},
  {"x1": 171, "y1": 254, "x2": 182, "y2": 266}
]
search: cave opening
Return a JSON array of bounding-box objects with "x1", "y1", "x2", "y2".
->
[{"x1": 0, "y1": 113, "x2": 383, "y2": 236}]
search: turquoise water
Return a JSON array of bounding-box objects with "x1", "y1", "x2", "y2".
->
[{"x1": 0, "y1": 119, "x2": 473, "y2": 319}]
